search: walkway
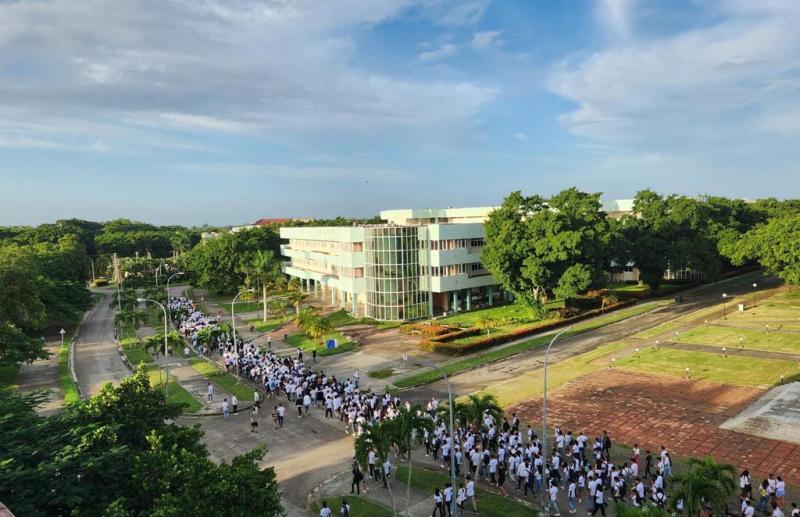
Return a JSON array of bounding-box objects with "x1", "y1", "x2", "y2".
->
[{"x1": 15, "y1": 341, "x2": 63, "y2": 415}]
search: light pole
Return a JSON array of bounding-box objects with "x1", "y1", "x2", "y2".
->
[
  {"x1": 752, "y1": 283, "x2": 757, "y2": 308},
  {"x1": 166, "y1": 272, "x2": 184, "y2": 307},
  {"x1": 155, "y1": 262, "x2": 163, "y2": 287},
  {"x1": 138, "y1": 298, "x2": 170, "y2": 398},
  {"x1": 232, "y1": 288, "x2": 255, "y2": 378},
  {"x1": 722, "y1": 293, "x2": 728, "y2": 320},
  {"x1": 541, "y1": 326, "x2": 573, "y2": 505},
  {"x1": 87, "y1": 257, "x2": 95, "y2": 284},
  {"x1": 406, "y1": 355, "x2": 457, "y2": 517}
]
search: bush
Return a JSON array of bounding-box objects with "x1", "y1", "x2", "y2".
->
[
  {"x1": 423, "y1": 300, "x2": 637, "y2": 355},
  {"x1": 428, "y1": 327, "x2": 482, "y2": 343},
  {"x1": 93, "y1": 277, "x2": 109, "y2": 287},
  {"x1": 399, "y1": 323, "x2": 451, "y2": 337}
]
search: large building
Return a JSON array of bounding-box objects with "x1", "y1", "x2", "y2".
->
[{"x1": 280, "y1": 202, "x2": 635, "y2": 321}]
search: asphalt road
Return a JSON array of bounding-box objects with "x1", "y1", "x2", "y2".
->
[
  {"x1": 406, "y1": 270, "x2": 780, "y2": 401},
  {"x1": 73, "y1": 287, "x2": 131, "y2": 397}
]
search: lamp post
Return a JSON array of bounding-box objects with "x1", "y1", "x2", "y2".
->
[
  {"x1": 87, "y1": 257, "x2": 95, "y2": 284},
  {"x1": 752, "y1": 283, "x2": 758, "y2": 308},
  {"x1": 155, "y1": 262, "x2": 163, "y2": 287},
  {"x1": 541, "y1": 326, "x2": 573, "y2": 505},
  {"x1": 722, "y1": 293, "x2": 728, "y2": 320},
  {"x1": 406, "y1": 355, "x2": 457, "y2": 517},
  {"x1": 232, "y1": 288, "x2": 255, "y2": 377},
  {"x1": 138, "y1": 298, "x2": 170, "y2": 397}
]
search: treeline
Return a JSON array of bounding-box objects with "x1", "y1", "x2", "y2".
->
[{"x1": 483, "y1": 188, "x2": 800, "y2": 313}]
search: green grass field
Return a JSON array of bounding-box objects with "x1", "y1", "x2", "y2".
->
[
  {"x1": 367, "y1": 368, "x2": 394, "y2": 379},
  {"x1": 614, "y1": 347, "x2": 800, "y2": 386},
  {"x1": 395, "y1": 465, "x2": 538, "y2": 517},
  {"x1": 676, "y1": 324, "x2": 799, "y2": 353},
  {"x1": 145, "y1": 365, "x2": 203, "y2": 413},
  {"x1": 394, "y1": 301, "x2": 663, "y2": 389},
  {"x1": 324, "y1": 309, "x2": 403, "y2": 329},
  {"x1": 245, "y1": 317, "x2": 287, "y2": 333},
  {"x1": 287, "y1": 331, "x2": 358, "y2": 356},
  {"x1": 188, "y1": 357, "x2": 255, "y2": 400},
  {"x1": 437, "y1": 301, "x2": 561, "y2": 329},
  {"x1": 120, "y1": 336, "x2": 154, "y2": 365}
]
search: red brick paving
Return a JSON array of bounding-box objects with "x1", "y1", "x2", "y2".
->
[{"x1": 508, "y1": 370, "x2": 800, "y2": 485}]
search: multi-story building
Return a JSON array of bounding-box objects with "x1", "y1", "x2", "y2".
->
[
  {"x1": 280, "y1": 202, "x2": 635, "y2": 321},
  {"x1": 280, "y1": 207, "x2": 509, "y2": 321}
]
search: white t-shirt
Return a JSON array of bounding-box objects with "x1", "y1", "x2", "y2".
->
[
  {"x1": 320, "y1": 507, "x2": 331, "y2": 517},
  {"x1": 466, "y1": 481, "x2": 475, "y2": 497},
  {"x1": 550, "y1": 485, "x2": 558, "y2": 501}
]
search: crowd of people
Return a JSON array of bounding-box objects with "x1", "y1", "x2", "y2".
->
[{"x1": 169, "y1": 297, "x2": 797, "y2": 517}]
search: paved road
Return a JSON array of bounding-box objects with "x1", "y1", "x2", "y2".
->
[
  {"x1": 73, "y1": 288, "x2": 130, "y2": 397},
  {"x1": 406, "y1": 271, "x2": 781, "y2": 401}
]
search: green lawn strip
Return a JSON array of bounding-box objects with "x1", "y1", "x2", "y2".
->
[
  {"x1": 287, "y1": 331, "x2": 358, "y2": 356},
  {"x1": 368, "y1": 368, "x2": 394, "y2": 379},
  {"x1": 395, "y1": 465, "x2": 538, "y2": 517},
  {"x1": 437, "y1": 301, "x2": 561, "y2": 328},
  {"x1": 394, "y1": 302, "x2": 663, "y2": 389},
  {"x1": 325, "y1": 309, "x2": 403, "y2": 330},
  {"x1": 312, "y1": 496, "x2": 394, "y2": 517},
  {"x1": 614, "y1": 347, "x2": 800, "y2": 386},
  {"x1": 676, "y1": 325, "x2": 798, "y2": 353},
  {"x1": 144, "y1": 365, "x2": 203, "y2": 413},
  {"x1": 56, "y1": 312, "x2": 88, "y2": 404},
  {"x1": 187, "y1": 357, "x2": 254, "y2": 400},
  {"x1": 633, "y1": 319, "x2": 685, "y2": 340},
  {"x1": 245, "y1": 317, "x2": 286, "y2": 333},
  {"x1": 120, "y1": 336, "x2": 155, "y2": 366},
  {"x1": 0, "y1": 365, "x2": 21, "y2": 390}
]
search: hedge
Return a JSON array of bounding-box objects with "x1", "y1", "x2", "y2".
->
[
  {"x1": 428, "y1": 327, "x2": 482, "y2": 343},
  {"x1": 421, "y1": 299, "x2": 637, "y2": 355},
  {"x1": 399, "y1": 323, "x2": 451, "y2": 337}
]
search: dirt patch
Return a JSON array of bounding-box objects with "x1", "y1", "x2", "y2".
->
[{"x1": 508, "y1": 369, "x2": 800, "y2": 484}]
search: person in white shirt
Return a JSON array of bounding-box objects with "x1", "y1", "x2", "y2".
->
[
  {"x1": 592, "y1": 486, "x2": 606, "y2": 517},
  {"x1": 231, "y1": 394, "x2": 238, "y2": 415},
  {"x1": 382, "y1": 458, "x2": 392, "y2": 488},
  {"x1": 319, "y1": 501, "x2": 331, "y2": 517},
  {"x1": 547, "y1": 481, "x2": 561, "y2": 516},
  {"x1": 221, "y1": 398, "x2": 229, "y2": 419},
  {"x1": 568, "y1": 478, "x2": 577, "y2": 514},
  {"x1": 207, "y1": 382, "x2": 213, "y2": 401},
  {"x1": 466, "y1": 476, "x2": 477, "y2": 513}
]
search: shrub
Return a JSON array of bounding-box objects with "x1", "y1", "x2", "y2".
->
[
  {"x1": 428, "y1": 327, "x2": 482, "y2": 343},
  {"x1": 423, "y1": 300, "x2": 637, "y2": 355},
  {"x1": 399, "y1": 323, "x2": 451, "y2": 337}
]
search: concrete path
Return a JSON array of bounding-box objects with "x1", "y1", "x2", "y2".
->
[
  {"x1": 73, "y1": 288, "x2": 130, "y2": 397},
  {"x1": 16, "y1": 342, "x2": 63, "y2": 415}
]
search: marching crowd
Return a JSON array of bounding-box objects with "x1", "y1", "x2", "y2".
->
[{"x1": 168, "y1": 297, "x2": 797, "y2": 517}]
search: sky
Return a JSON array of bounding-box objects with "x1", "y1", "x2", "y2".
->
[{"x1": 1, "y1": 0, "x2": 799, "y2": 226}]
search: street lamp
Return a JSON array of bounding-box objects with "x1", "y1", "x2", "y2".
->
[
  {"x1": 752, "y1": 283, "x2": 758, "y2": 308},
  {"x1": 155, "y1": 262, "x2": 164, "y2": 287},
  {"x1": 405, "y1": 355, "x2": 457, "y2": 517},
  {"x1": 166, "y1": 272, "x2": 184, "y2": 302},
  {"x1": 541, "y1": 326, "x2": 573, "y2": 505},
  {"x1": 138, "y1": 298, "x2": 170, "y2": 397},
  {"x1": 231, "y1": 288, "x2": 255, "y2": 377},
  {"x1": 722, "y1": 293, "x2": 728, "y2": 320},
  {"x1": 87, "y1": 257, "x2": 96, "y2": 284}
]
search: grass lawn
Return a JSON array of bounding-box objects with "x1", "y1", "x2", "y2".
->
[
  {"x1": 614, "y1": 347, "x2": 800, "y2": 386},
  {"x1": 483, "y1": 341, "x2": 633, "y2": 407},
  {"x1": 325, "y1": 309, "x2": 403, "y2": 330},
  {"x1": 120, "y1": 336, "x2": 154, "y2": 366},
  {"x1": 395, "y1": 465, "x2": 538, "y2": 517},
  {"x1": 313, "y1": 496, "x2": 394, "y2": 517},
  {"x1": 368, "y1": 368, "x2": 394, "y2": 379},
  {"x1": 394, "y1": 302, "x2": 664, "y2": 389},
  {"x1": 145, "y1": 365, "x2": 203, "y2": 413},
  {"x1": 0, "y1": 365, "x2": 20, "y2": 390},
  {"x1": 188, "y1": 357, "x2": 254, "y2": 400},
  {"x1": 676, "y1": 325, "x2": 799, "y2": 353},
  {"x1": 720, "y1": 298, "x2": 800, "y2": 330},
  {"x1": 633, "y1": 319, "x2": 685, "y2": 340},
  {"x1": 437, "y1": 301, "x2": 561, "y2": 329},
  {"x1": 287, "y1": 331, "x2": 358, "y2": 356},
  {"x1": 245, "y1": 317, "x2": 287, "y2": 333}
]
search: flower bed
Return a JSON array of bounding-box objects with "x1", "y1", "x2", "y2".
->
[{"x1": 420, "y1": 299, "x2": 637, "y2": 355}]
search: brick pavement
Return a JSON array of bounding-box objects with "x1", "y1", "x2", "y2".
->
[{"x1": 509, "y1": 369, "x2": 800, "y2": 485}]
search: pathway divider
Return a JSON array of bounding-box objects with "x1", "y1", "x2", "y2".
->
[{"x1": 69, "y1": 297, "x2": 95, "y2": 401}]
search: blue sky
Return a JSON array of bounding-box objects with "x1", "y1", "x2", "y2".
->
[{"x1": 1, "y1": 0, "x2": 799, "y2": 226}]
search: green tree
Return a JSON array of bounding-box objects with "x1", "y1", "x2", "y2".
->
[
  {"x1": 354, "y1": 421, "x2": 396, "y2": 516},
  {"x1": 669, "y1": 469, "x2": 731, "y2": 517},
  {"x1": 455, "y1": 393, "x2": 503, "y2": 429},
  {"x1": 0, "y1": 322, "x2": 49, "y2": 367},
  {"x1": 475, "y1": 315, "x2": 499, "y2": 335},
  {"x1": 728, "y1": 213, "x2": 800, "y2": 286},
  {"x1": 482, "y1": 188, "x2": 612, "y2": 314},
  {"x1": 385, "y1": 405, "x2": 434, "y2": 514}
]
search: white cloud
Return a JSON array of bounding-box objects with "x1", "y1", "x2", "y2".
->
[
  {"x1": 514, "y1": 132, "x2": 529, "y2": 141},
  {"x1": 0, "y1": 0, "x2": 497, "y2": 150},
  {"x1": 471, "y1": 30, "x2": 500, "y2": 49},
  {"x1": 549, "y1": 2, "x2": 800, "y2": 146},
  {"x1": 418, "y1": 43, "x2": 458, "y2": 62},
  {"x1": 438, "y1": 0, "x2": 491, "y2": 27},
  {"x1": 595, "y1": 0, "x2": 637, "y2": 41}
]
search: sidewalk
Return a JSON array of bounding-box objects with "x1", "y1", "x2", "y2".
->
[{"x1": 16, "y1": 341, "x2": 63, "y2": 415}]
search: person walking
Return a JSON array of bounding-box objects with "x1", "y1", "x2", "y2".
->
[
  {"x1": 591, "y1": 486, "x2": 606, "y2": 517},
  {"x1": 433, "y1": 487, "x2": 445, "y2": 517},
  {"x1": 250, "y1": 407, "x2": 258, "y2": 432},
  {"x1": 231, "y1": 394, "x2": 239, "y2": 415},
  {"x1": 350, "y1": 461, "x2": 364, "y2": 495},
  {"x1": 339, "y1": 499, "x2": 350, "y2": 517},
  {"x1": 465, "y1": 475, "x2": 477, "y2": 513},
  {"x1": 207, "y1": 382, "x2": 214, "y2": 401},
  {"x1": 568, "y1": 477, "x2": 577, "y2": 514},
  {"x1": 319, "y1": 501, "x2": 331, "y2": 517},
  {"x1": 312, "y1": 349, "x2": 317, "y2": 364},
  {"x1": 271, "y1": 405, "x2": 279, "y2": 430},
  {"x1": 222, "y1": 398, "x2": 229, "y2": 420},
  {"x1": 277, "y1": 403, "x2": 285, "y2": 427},
  {"x1": 547, "y1": 479, "x2": 561, "y2": 516}
]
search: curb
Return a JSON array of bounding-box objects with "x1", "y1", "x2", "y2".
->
[{"x1": 69, "y1": 304, "x2": 93, "y2": 401}]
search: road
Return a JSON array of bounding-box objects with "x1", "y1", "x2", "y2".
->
[
  {"x1": 406, "y1": 271, "x2": 780, "y2": 401},
  {"x1": 73, "y1": 287, "x2": 130, "y2": 397}
]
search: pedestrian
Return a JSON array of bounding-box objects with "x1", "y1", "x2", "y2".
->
[
  {"x1": 254, "y1": 389, "x2": 261, "y2": 409},
  {"x1": 547, "y1": 479, "x2": 561, "y2": 516},
  {"x1": 320, "y1": 501, "x2": 331, "y2": 517},
  {"x1": 790, "y1": 502, "x2": 798, "y2": 517},
  {"x1": 466, "y1": 475, "x2": 477, "y2": 513},
  {"x1": 277, "y1": 403, "x2": 285, "y2": 427},
  {"x1": 222, "y1": 398, "x2": 229, "y2": 420},
  {"x1": 267, "y1": 334, "x2": 272, "y2": 350},
  {"x1": 271, "y1": 405, "x2": 279, "y2": 430},
  {"x1": 444, "y1": 482, "x2": 453, "y2": 516},
  {"x1": 312, "y1": 349, "x2": 317, "y2": 364},
  {"x1": 183, "y1": 345, "x2": 190, "y2": 359},
  {"x1": 568, "y1": 476, "x2": 577, "y2": 514},
  {"x1": 591, "y1": 486, "x2": 606, "y2": 517},
  {"x1": 456, "y1": 483, "x2": 466, "y2": 516},
  {"x1": 433, "y1": 487, "x2": 445, "y2": 517},
  {"x1": 351, "y1": 462, "x2": 364, "y2": 495},
  {"x1": 382, "y1": 457, "x2": 393, "y2": 488},
  {"x1": 250, "y1": 408, "x2": 258, "y2": 432},
  {"x1": 644, "y1": 450, "x2": 653, "y2": 479},
  {"x1": 207, "y1": 382, "x2": 213, "y2": 401},
  {"x1": 339, "y1": 499, "x2": 350, "y2": 517},
  {"x1": 232, "y1": 394, "x2": 238, "y2": 415}
]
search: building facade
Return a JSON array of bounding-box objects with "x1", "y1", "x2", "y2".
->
[{"x1": 279, "y1": 207, "x2": 508, "y2": 321}]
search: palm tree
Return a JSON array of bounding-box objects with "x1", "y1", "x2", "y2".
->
[
  {"x1": 303, "y1": 314, "x2": 334, "y2": 344},
  {"x1": 475, "y1": 315, "x2": 499, "y2": 335},
  {"x1": 685, "y1": 456, "x2": 737, "y2": 500},
  {"x1": 286, "y1": 278, "x2": 308, "y2": 323},
  {"x1": 385, "y1": 405, "x2": 435, "y2": 514},
  {"x1": 670, "y1": 469, "x2": 731, "y2": 516},
  {"x1": 601, "y1": 289, "x2": 619, "y2": 309},
  {"x1": 456, "y1": 393, "x2": 503, "y2": 429},
  {"x1": 354, "y1": 421, "x2": 397, "y2": 516}
]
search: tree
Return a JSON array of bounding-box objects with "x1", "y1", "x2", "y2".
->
[
  {"x1": 0, "y1": 322, "x2": 49, "y2": 367},
  {"x1": 354, "y1": 421, "x2": 396, "y2": 516},
  {"x1": 0, "y1": 367, "x2": 284, "y2": 516},
  {"x1": 385, "y1": 405, "x2": 434, "y2": 514},
  {"x1": 241, "y1": 250, "x2": 282, "y2": 323},
  {"x1": 455, "y1": 393, "x2": 503, "y2": 429},
  {"x1": 287, "y1": 278, "x2": 308, "y2": 322},
  {"x1": 728, "y1": 213, "x2": 800, "y2": 286},
  {"x1": 669, "y1": 469, "x2": 731, "y2": 517},
  {"x1": 684, "y1": 456, "x2": 737, "y2": 497},
  {"x1": 475, "y1": 315, "x2": 499, "y2": 335},
  {"x1": 482, "y1": 188, "x2": 612, "y2": 314}
]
